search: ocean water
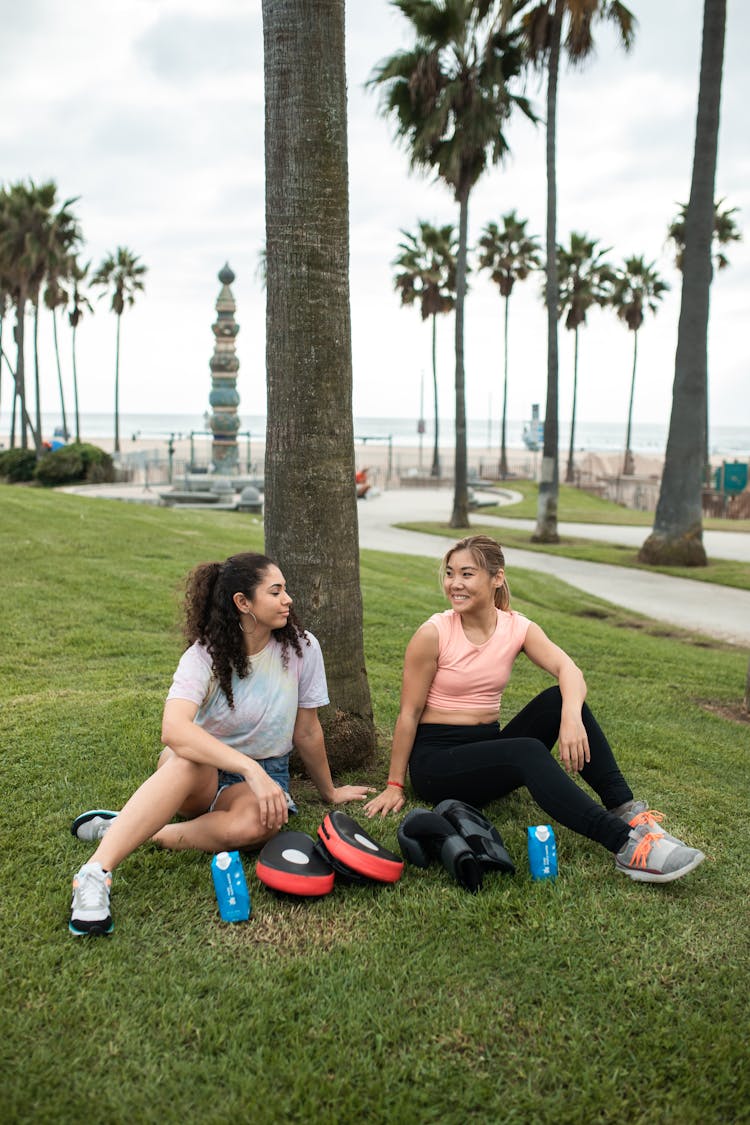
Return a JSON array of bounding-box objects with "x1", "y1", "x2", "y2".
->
[{"x1": 26, "y1": 411, "x2": 750, "y2": 458}]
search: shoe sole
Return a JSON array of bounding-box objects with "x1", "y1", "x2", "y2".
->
[
  {"x1": 70, "y1": 810, "x2": 118, "y2": 839},
  {"x1": 68, "y1": 920, "x2": 114, "y2": 936},
  {"x1": 615, "y1": 850, "x2": 706, "y2": 883}
]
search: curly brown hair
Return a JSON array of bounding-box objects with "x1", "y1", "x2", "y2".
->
[{"x1": 181, "y1": 552, "x2": 308, "y2": 708}]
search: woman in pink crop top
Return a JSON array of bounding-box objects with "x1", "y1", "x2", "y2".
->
[{"x1": 364, "y1": 535, "x2": 705, "y2": 884}]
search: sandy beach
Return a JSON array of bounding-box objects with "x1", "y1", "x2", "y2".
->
[
  {"x1": 93, "y1": 430, "x2": 743, "y2": 505},
  {"x1": 98, "y1": 431, "x2": 671, "y2": 479}
]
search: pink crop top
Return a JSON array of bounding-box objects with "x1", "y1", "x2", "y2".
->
[{"x1": 424, "y1": 609, "x2": 531, "y2": 713}]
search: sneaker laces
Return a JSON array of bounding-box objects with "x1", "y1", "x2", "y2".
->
[
  {"x1": 629, "y1": 808, "x2": 665, "y2": 829},
  {"x1": 74, "y1": 867, "x2": 110, "y2": 910},
  {"x1": 629, "y1": 830, "x2": 665, "y2": 869}
]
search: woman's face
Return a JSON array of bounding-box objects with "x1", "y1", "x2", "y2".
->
[
  {"x1": 443, "y1": 548, "x2": 502, "y2": 613},
  {"x1": 248, "y1": 564, "x2": 293, "y2": 630}
]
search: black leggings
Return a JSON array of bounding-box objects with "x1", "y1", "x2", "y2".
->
[{"x1": 409, "y1": 687, "x2": 633, "y2": 853}]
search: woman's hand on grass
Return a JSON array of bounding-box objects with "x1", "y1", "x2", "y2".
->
[
  {"x1": 330, "y1": 784, "x2": 375, "y2": 805},
  {"x1": 363, "y1": 786, "x2": 404, "y2": 819}
]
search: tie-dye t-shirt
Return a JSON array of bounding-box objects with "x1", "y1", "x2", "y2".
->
[{"x1": 166, "y1": 633, "x2": 329, "y2": 760}]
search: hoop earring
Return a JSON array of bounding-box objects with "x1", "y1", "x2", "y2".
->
[{"x1": 239, "y1": 612, "x2": 258, "y2": 635}]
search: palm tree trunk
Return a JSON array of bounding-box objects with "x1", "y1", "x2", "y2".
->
[
  {"x1": 623, "y1": 329, "x2": 638, "y2": 475},
  {"x1": 15, "y1": 298, "x2": 27, "y2": 450},
  {"x1": 533, "y1": 0, "x2": 562, "y2": 543},
  {"x1": 565, "y1": 327, "x2": 579, "y2": 483},
  {"x1": 450, "y1": 187, "x2": 470, "y2": 528},
  {"x1": 33, "y1": 302, "x2": 43, "y2": 455},
  {"x1": 52, "y1": 309, "x2": 69, "y2": 439},
  {"x1": 71, "y1": 324, "x2": 81, "y2": 443},
  {"x1": 639, "y1": 0, "x2": 724, "y2": 567},
  {"x1": 431, "y1": 312, "x2": 440, "y2": 477},
  {"x1": 4, "y1": 340, "x2": 37, "y2": 448},
  {"x1": 500, "y1": 293, "x2": 509, "y2": 478},
  {"x1": 114, "y1": 313, "x2": 121, "y2": 454},
  {"x1": 262, "y1": 0, "x2": 374, "y2": 768}
]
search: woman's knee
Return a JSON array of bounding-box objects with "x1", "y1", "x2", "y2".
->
[{"x1": 220, "y1": 806, "x2": 279, "y2": 850}]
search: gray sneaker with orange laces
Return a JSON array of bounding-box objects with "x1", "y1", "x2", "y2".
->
[
  {"x1": 610, "y1": 799, "x2": 685, "y2": 845},
  {"x1": 614, "y1": 823, "x2": 705, "y2": 883}
]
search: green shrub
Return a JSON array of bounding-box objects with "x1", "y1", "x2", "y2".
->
[
  {"x1": 31, "y1": 442, "x2": 115, "y2": 486},
  {"x1": 72, "y1": 442, "x2": 115, "y2": 483},
  {"x1": 33, "y1": 447, "x2": 85, "y2": 485},
  {"x1": 0, "y1": 447, "x2": 37, "y2": 482}
]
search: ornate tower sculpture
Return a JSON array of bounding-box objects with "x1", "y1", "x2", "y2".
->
[{"x1": 208, "y1": 263, "x2": 241, "y2": 474}]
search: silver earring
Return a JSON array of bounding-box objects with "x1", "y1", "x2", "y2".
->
[{"x1": 239, "y1": 611, "x2": 258, "y2": 635}]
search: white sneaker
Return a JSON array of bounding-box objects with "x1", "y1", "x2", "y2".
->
[
  {"x1": 69, "y1": 862, "x2": 113, "y2": 935},
  {"x1": 70, "y1": 810, "x2": 118, "y2": 841}
]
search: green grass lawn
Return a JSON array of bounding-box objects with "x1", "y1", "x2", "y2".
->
[
  {"x1": 483, "y1": 479, "x2": 750, "y2": 532},
  {"x1": 2, "y1": 485, "x2": 749, "y2": 1124}
]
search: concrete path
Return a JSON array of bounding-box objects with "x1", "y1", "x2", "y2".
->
[
  {"x1": 60, "y1": 481, "x2": 750, "y2": 648},
  {"x1": 356, "y1": 488, "x2": 750, "y2": 648}
]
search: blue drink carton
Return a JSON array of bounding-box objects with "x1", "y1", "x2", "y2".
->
[
  {"x1": 527, "y1": 825, "x2": 558, "y2": 881},
  {"x1": 211, "y1": 850, "x2": 251, "y2": 922}
]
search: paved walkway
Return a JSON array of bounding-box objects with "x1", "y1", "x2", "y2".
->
[
  {"x1": 60, "y1": 481, "x2": 750, "y2": 648},
  {"x1": 356, "y1": 488, "x2": 750, "y2": 648}
]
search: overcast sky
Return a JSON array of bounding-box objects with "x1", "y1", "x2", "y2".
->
[{"x1": 0, "y1": 0, "x2": 747, "y2": 436}]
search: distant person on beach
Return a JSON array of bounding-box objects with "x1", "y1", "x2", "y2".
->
[
  {"x1": 364, "y1": 535, "x2": 705, "y2": 884},
  {"x1": 69, "y1": 552, "x2": 373, "y2": 936}
]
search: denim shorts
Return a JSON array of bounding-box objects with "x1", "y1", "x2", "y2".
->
[{"x1": 209, "y1": 751, "x2": 298, "y2": 814}]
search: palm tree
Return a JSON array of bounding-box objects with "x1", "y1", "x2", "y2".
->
[
  {"x1": 370, "y1": 0, "x2": 535, "y2": 527},
  {"x1": 610, "y1": 256, "x2": 669, "y2": 476},
  {"x1": 477, "y1": 210, "x2": 541, "y2": 477},
  {"x1": 91, "y1": 247, "x2": 147, "y2": 454},
  {"x1": 520, "y1": 0, "x2": 635, "y2": 541},
  {"x1": 44, "y1": 277, "x2": 70, "y2": 440},
  {"x1": 666, "y1": 197, "x2": 741, "y2": 273},
  {"x1": 25, "y1": 185, "x2": 80, "y2": 450},
  {"x1": 667, "y1": 196, "x2": 741, "y2": 479},
  {"x1": 263, "y1": 0, "x2": 375, "y2": 766},
  {"x1": 556, "y1": 232, "x2": 613, "y2": 482},
  {"x1": 0, "y1": 181, "x2": 40, "y2": 450},
  {"x1": 392, "y1": 220, "x2": 458, "y2": 477},
  {"x1": 68, "y1": 258, "x2": 93, "y2": 444},
  {"x1": 639, "y1": 0, "x2": 726, "y2": 567}
]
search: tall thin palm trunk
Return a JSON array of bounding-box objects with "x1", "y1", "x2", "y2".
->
[
  {"x1": 32, "y1": 304, "x2": 43, "y2": 453},
  {"x1": 113, "y1": 313, "x2": 121, "y2": 454},
  {"x1": 639, "y1": 0, "x2": 724, "y2": 566},
  {"x1": 71, "y1": 323, "x2": 81, "y2": 443},
  {"x1": 500, "y1": 293, "x2": 509, "y2": 478},
  {"x1": 450, "y1": 189, "x2": 470, "y2": 528},
  {"x1": 534, "y1": 0, "x2": 562, "y2": 542},
  {"x1": 52, "y1": 309, "x2": 69, "y2": 439},
  {"x1": 14, "y1": 303, "x2": 27, "y2": 449},
  {"x1": 431, "y1": 312, "x2": 440, "y2": 477},
  {"x1": 623, "y1": 329, "x2": 638, "y2": 475},
  {"x1": 565, "y1": 327, "x2": 579, "y2": 483}
]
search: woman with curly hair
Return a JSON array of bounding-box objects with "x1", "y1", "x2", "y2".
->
[{"x1": 69, "y1": 552, "x2": 372, "y2": 935}]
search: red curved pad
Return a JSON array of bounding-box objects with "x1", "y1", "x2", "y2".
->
[
  {"x1": 317, "y1": 812, "x2": 403, "y2": 884},
  {"x1": 256, "y1": 832, "x2": 334, "y2": 897}
]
